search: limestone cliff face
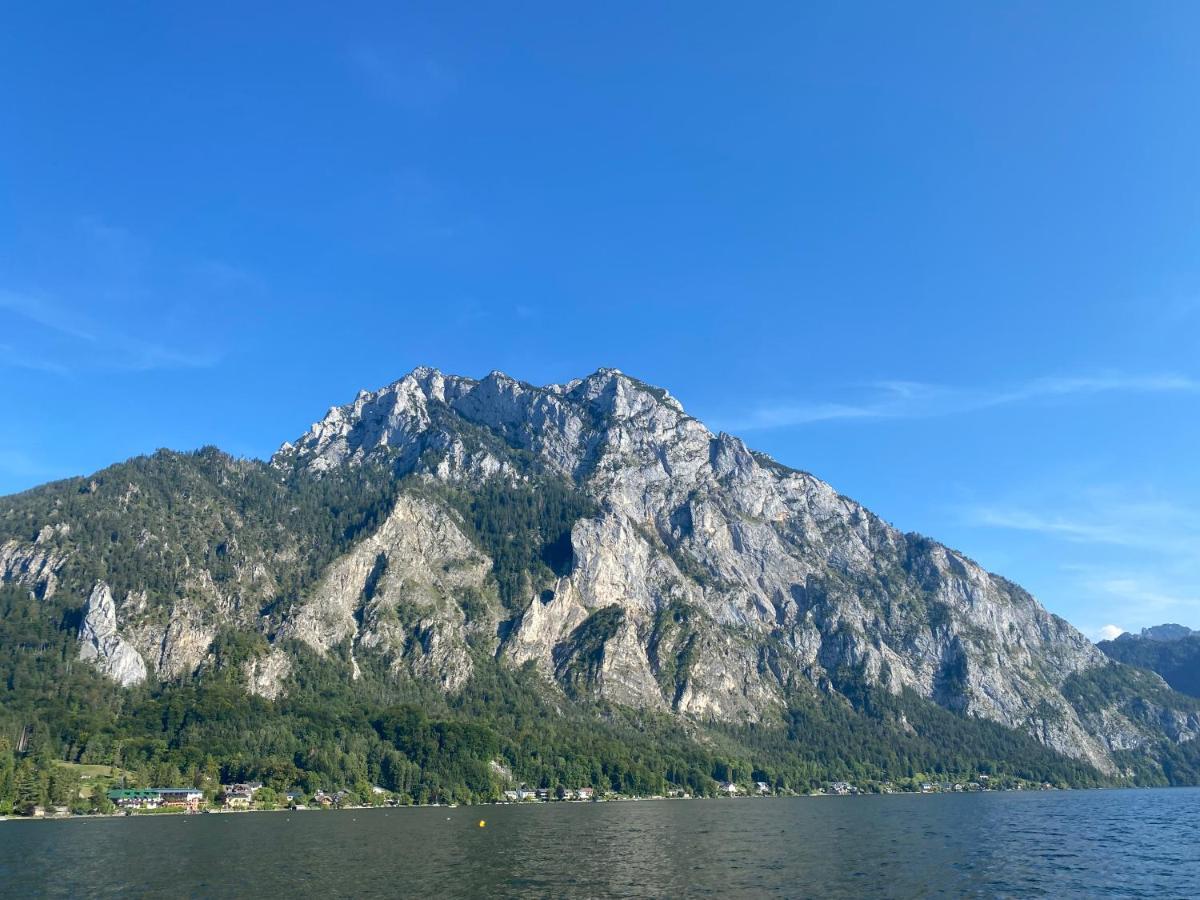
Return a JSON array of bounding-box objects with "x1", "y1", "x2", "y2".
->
[
  {"x1": 77, "y1": 582, "x2": 148, "y2": 687},
  {"x1": 1, "y1": 526, "x2": 70, "y2": 599},
  {"x1": 276, "y1": 493, "x2": 494, "y2": 691},
  {"x1": 277, "y1": 368, "x2": 1122, "y2": 770},
  {"x1": 244, "y1": 649, "x2": 293, "y2": 700}
]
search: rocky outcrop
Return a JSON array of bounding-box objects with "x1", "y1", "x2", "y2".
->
[
  {"x1": 277, "y1": 493, "x2": 494, "y2": 691},
  {"x1": 245, "y1": 648, "x2": 293, "y2": 700},
  {"x1": 78, "y1": 582, "x2": 148, "y2": 687},
  {"x1": 0, "y1": 531, "x2": 68, "y2": 599}
]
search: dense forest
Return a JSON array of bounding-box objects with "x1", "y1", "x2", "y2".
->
[{"x1": 1098, "y1": 634, "x2": 1200, "y2": 699}]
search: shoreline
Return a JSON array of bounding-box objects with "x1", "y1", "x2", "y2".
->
[{"x1": 3, "y1": 783, "x2": 1181, "y2": 824}]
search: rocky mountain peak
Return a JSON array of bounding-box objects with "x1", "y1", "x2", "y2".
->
[
  {"x1": 261, "y1": 368, "x2": 1142, "y2": 770},
  {"x1": 275, "y1": 367, "x2": 700, "y2": 483}
]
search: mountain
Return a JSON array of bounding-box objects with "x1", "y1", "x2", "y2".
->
[
  {"x1": 1119, "y1": 624, "x2": 1197, "y2": 643},
  {"x1": 3, "y1": 367, "x2": 1199, "y2": 803},
  {"x1": 1100, "y1": 627, "x2": 1200, "y2": 699}
]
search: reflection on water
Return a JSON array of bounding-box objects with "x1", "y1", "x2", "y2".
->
[{"x1": 1, "y1": 788, "x2": 1197, "y2": 898}]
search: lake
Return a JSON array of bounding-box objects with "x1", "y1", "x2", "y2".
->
[{"x1": 2, "y1": 789, "x2": 1197, "y2": 897}]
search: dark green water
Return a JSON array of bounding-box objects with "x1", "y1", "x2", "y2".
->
[{"x1": 2, "y1": 789, "x2": 1197, "y2": 897}]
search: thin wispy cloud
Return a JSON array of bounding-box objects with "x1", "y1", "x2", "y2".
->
[
  {"x1": 721, "y1": 372, "x2": 1200, "y2": 431},
  {"x1": 989, "y1": 374, "x2": 1200, "y2": 405},
  {"x1": 968, "y1": 508, "x2": 1139, "y2": 547},
  {"x1": 727, "y1": 400, "x2": 889, "y2": 427},
  {"x1": 0, "y1": 291, "x2": 97, "y2": 342},
  {"x1": 453, "y1": 299, "x2": 489, "y2": 326},
  {"x1": 0, "y1": 342, "x2": 71, "y2": 376},
  {"x1": 348, "y1": 45, "x2": 456, "y2": 109},
  {"x1": 76, "y1": 214, "x2": 140, "y2": 254},
  {"x1": 1084, "y1": 574, "x2": 1194, "y2": 613},
  {"x1": 0, "y1": 213, "x2": 239, "y2": 376},
  {"x1": 965, "y1": 488, "x2": 1200, "y2": 634},
  {"x1": 1065, "y1": 563, "x2": 1198, "y2": 634},
  {"x1": 965, "y1": 496, "x2": 1200, "y2": 555},
  {"x1": 0, "y1": 289, "x2": 219, "y2": 375}
]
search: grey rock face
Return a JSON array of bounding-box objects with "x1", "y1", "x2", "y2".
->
[
  {"x1": 244, "y1": 648, "x2": 293, "y2": 700},
  {"x1": 0, "y1": 536, "x2": 67, "y2": 599},
  {"x1": 279, "y1": 367, "x2": 1121, "y2": 770},
  {"x1": 78, "y1": 582, "x2": 148, "y2": 687},
  {"x1": 1135, "y1": 624, "x2": 1196, "y2": 642},
  {"x1": 277, "y1": 493, "x2": 494, "y2": 692}
]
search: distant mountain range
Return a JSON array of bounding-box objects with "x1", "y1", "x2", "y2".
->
[
  {"x1": 1099, "y1": 625, "x2": 1200, "y2": 699},
  {"x1": 1117, "y1": 624, "x2": 1197, "y2": 643},
  {"x1": 3, "y1": 368, "x2": 1199, "y2": 802}
]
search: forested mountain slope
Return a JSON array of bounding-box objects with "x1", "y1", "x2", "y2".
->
[{"x1": 1100, "y1": 628, "x2": 1200, "y2": 698}]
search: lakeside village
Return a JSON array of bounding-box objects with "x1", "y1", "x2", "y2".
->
[{"x1": 2, "y1": 770, "x2": 1070, "y2": 820}]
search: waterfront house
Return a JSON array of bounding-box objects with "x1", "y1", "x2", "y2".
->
[
  {"x1": 755, "y1": 781, "x2": 771, "y2": 795},
  {"x1": 107, "y1": 789, "x2": 164, "y2": 810},
  {"x1": 502, "y1": 790, "x2": 519, "y2": 802},
  {"x1": 222, "y1": 784, "x2": 256, "y2": 808},
  {"x1": 158, "y1": 788, "x2": 204, "y2": 811},
  {"x1": 718, "y1": 782, "x2": 741, "y2": 795},
  {"x1": 576, "y1": 787, "x2": 594, "y2": 801}
]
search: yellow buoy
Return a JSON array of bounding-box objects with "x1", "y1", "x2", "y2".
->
[{"x1": 478, "y1": 820, "x2": 486, "y2": 828}]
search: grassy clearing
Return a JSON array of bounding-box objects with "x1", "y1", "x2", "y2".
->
[{"x1": 52, "y1": 761, "x2": 135, "y2": 798}]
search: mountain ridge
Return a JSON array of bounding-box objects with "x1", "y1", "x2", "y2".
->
[
  {"x1": 1099, "y1": 626, "x2": 1200, "y2": 699},
  {"x1": 3, "y1": 366, "x2": 1199, "y2": 790}
]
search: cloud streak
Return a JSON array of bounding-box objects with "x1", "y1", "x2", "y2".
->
[
  {"x1": 965, "y1": 496, "x2": 1200, "y2": 555},
  {"x1": 722, "y1": 373, "x2": 1200, "y2": 431},
  {"x1": 965, "y1": 489, "x2": 1200, "y2": 633},
  {"x1": 0, "y1": 291, "x2": 97, "y2": 343},
  {"x1": 0, "y1": 290, "x2": 219, "y2": 375}
]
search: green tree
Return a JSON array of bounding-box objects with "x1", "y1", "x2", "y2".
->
[
  {"x1": 255, "y1": 786, "x2": 278, "y2": 809},
  {"x1": 14, "y1": 760, "x2": 45, "y2": 815}
]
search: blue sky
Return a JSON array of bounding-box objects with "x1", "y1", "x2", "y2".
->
[{"x1": 2, "y1": 2, "x2": 1198, "y2": 638}]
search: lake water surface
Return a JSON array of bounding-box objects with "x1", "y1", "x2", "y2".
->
[{"x1": 2, "y1": 788, "x2": 1197, "y2": 898}]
